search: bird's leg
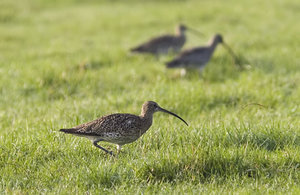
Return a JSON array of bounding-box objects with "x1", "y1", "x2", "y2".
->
[
  {"x1": 197, "y1": 67, "x2": 204, "y2": 76},
  {"x1": 180, "y1": 68, "x2": 187, "y2": 77},
  {"x1": 93, "y1": 141, "x2": 114, "y2": 156},
  {"x1": 117, "y1": 145, "x2": 122, "y2": 153}
]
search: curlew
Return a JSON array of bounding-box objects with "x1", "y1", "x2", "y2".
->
[
  {"x1": 60, "y1": 101, "x2": 188, "y2": 155},
  {"x1": 166, "y1": 34, "x2": 239, "y2": 74},
  {"x1": 130, "y1": 24, "x2": 202, "y2": 56}
]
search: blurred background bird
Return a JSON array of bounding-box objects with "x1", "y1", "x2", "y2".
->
[
  {"x1": 166, "y1": 34, "x2": 239, "y2": 75},
  {"x1": 130, "y1": 24, "x2": 202, "y2": 56}
]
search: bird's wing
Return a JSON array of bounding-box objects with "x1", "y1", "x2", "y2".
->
[
  {"x1": 166, "y1": 46, "x2": 211, "y2": 68},
  {"x1": 72, "y1": 114, "x2": 141, "y2": 136},
  {"x1": 177, "y1": 47, "x2": 211, "y2": 63},
  {"x1": 178, "y1": 46, "x2": 209, "y2": 58},
  {"x1": 132, "y1": 35, "x2": 177, "y2": 51}
]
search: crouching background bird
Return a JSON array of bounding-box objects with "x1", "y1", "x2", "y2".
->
[
  {"x1": 60, "y1": 101, "x2": 188, "y2": 156},
  {"x1": 166, "y1": 34, "x2": 240, "y2": 75}
]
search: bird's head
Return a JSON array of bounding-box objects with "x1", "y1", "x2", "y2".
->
[
  {"x1": 141, "y1": 101, "x2": 188, "y2": 126},
  {"x1": 213, "y1": 34, "x2": 223, "y2": 44}
]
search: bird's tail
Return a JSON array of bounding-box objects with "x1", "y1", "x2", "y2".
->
[
  {"x1": 166, "y1": 59, "x2": 181, "y2": 68},
  {"x1": 59, "y1": 128, "x2": 77, "y2": 134},
  {"x1": 130, "y1": 46, "x2": 145, "y2": 53},
  {"x1": 60, "y1": 128, "x2": 98, "y2": 136},
  {"x1": 130, "y1": 47, "x2": 139, "y2": 52}
]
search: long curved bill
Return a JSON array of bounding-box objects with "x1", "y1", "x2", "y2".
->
[
  {"x1": 187, "y1": 27, "x2": 204, "y2": 37},
  {"x1": 222, "y1": 42, "x2": 242, "y2": 67},
  {"x1": 158, "y1": 107, "x2": 189, "y2": 126}
]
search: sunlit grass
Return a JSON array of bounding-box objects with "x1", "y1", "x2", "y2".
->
[{"x1": 0, "y1": 0, "x2": 299, "y2": 193}]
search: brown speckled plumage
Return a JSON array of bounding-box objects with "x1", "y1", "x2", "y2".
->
[
  {"x1": 60, "y1": 101, "x2": 188, "y2": 155},
  {"x1": 130, "y1": 24, "x2": 187, "y2": 55}
]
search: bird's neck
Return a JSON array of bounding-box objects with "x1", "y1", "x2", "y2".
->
[
  {"x1": 139, "y1": 112, "x2": 153, "y2": 132},
  {"x1": 140, "y1": 112, "x2": 153, "y2": 121},
  {"x1": 175, "y1": 30, "x2": 185, "y2": 37},
  {"x1": 208, "y1": 39, "x2": 220, "y2": 52}
]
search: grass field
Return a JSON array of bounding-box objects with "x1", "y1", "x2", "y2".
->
[{"x1": 0, "y1": 0, "x2": 299, "y2": 194}]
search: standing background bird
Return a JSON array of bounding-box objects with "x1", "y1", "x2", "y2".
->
[
  {"x1": 60, "y1": 101, "x2": 188, "y2": 155},
  {"x1": 166, "y1": 34, "x2": 239, "y2": 74},
  {"x1": 130, "y1": 24, "x2": 188, "y2": 56}
]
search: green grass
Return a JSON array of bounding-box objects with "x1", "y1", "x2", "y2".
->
[{"x1": 0, "y1": 0, "x2": 299, "y2": 194}]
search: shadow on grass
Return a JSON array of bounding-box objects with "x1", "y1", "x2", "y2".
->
[
  {"x1": 203, "y1": 95, "x2": 241, "y2": 110},
  {"x1": 137, "y1": 153, "x2": 299, "y2": 184},
  {"x1": 193, "y1": 93, "x2": 255, "y2": 112},
  {"x1": 80, "y1": 168, "x2": 121, "y2": 189},
  {"x1": 76, "y1": 59, "x2": 112, "y2": 71},
  {"x1": 226, "y1": 129, "x2": 300, "y2": 151}
]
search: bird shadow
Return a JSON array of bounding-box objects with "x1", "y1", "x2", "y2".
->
[
  {"x1": 137, "y1": 155, "x2": 261, "y2": 183},
  {"x1": 75, "y1": 59, "x2": 113, "y2": 71}
]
